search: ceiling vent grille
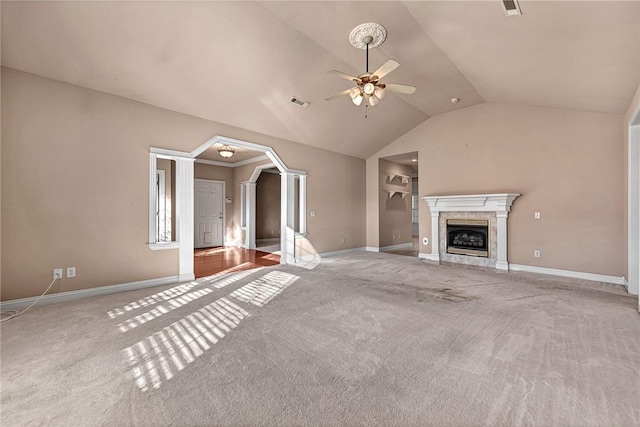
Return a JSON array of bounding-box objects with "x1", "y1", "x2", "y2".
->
[
  {"x1": 501, "y1": 0, "x2": 522, "y2": 16},
  {"x1": 290, "y1": 97, "x2": 310, "y2": 108}
]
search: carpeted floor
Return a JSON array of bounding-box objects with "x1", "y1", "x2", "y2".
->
[{"x1": 1, "y1": 252, "x2": 638, "y2": 426}]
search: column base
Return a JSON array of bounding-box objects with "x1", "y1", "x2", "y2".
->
[{"x1": 496, "y1": 260, "x2": 509, "y2": 271}]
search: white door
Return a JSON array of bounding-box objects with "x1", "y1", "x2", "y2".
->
[{"x1": 194, "y1": 180, "x2": 224, "y2": 248}]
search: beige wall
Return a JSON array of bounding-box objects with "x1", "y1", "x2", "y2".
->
[
  {"x1": 367, "y1": 102, "x2": 625, "y2": 276},
  {"x1": 378, "y1": 159, "x2": 413, "y2": 248},
  {"x1": 256, "y1": 172, "x2": 281, "y2": 239},
  {"x1": 1, "y1": 68, "x2": 365, "y2": 300}
]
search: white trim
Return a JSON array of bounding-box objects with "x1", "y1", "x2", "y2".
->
[
  {"x1": 285, "y1": 168, "x2": 308, "y2": 176},
  {"x1": 380, "y1": 242, "x2": 413, "y2": 252},
  {"x1": 297, "y1": 247, "x2": 368, "y2": 261},
  {"x1": 509, "y1": 264, "x2": 626, "y2": 286},
  {"x1": 234, "y1": 155, "x2": 270, "y2": 167},
  {"x1": 628, "y1": 107, "x2": 640, "y2": 298},
  {"x1": 150, "y1": 147, "x2": 191, "y2": 158},
  {"x1": 249, "y1": 162, "x2": 277, "y2": 182},
  {"x1": 194, "y1": 155, "x2": 269, "y2": 168},
  {"x1": 319, "y1": 247, "x2": 367, "y2": 258},
  {"x1": 176, "y1": 158, "x2": 195, "y2": 279},
  {"x1": 0, "y1": 275, "x2": 182, "y2": 311},
  {"x1": 299, "y1": 175, "x2": 307, "y2": 234},
  {"x1": 365, "y1": 246, "x2": 380, "y2": 252},
  {"x1": 423, "y1": 193, "x2": 521, "y2": 213},
  {"x1": 148, "y1": 153, "x2": 158, "y2": 244},
  {"x1": 418, "y1": 252, "x2": 440, "y2": 262},
  {"x1": 148, "y1": 242, "x2": 180, "y2": 251}
]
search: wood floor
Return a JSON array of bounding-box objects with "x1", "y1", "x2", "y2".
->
[{"x1": 194, "y1": 246, "x2": 280, "y2": 278}]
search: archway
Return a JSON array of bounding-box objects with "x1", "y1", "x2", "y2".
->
[{"x1": 149, "y1": 135, "x2": 307, "y2": 281}]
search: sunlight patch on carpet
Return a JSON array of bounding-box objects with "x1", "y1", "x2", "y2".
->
[
  {"x1": 229, "y1": 271, "x2": 299, "y2": 307},
  {"x1": 107, "y1": 267, "x2": 258, "y2": 319},
  {"x1": 122, "y1": 297, "x2": 250, "y2": 392}
]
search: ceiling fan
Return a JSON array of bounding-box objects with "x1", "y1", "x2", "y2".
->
[{"x1": 325, "y1": 23, "x2": 416, "y2": 110}]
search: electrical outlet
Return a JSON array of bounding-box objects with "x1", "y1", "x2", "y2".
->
[
  {"x1": 534, "y1": 212, "x2": 541, "y2": 219},
  {"x1": 341, "y1": 237, "x2": 345, "y2": 244},
  {"x1": 53, "y1": 268, "x2": 63, "y2": 280},
  {"x1": 534, "y1": 250, "x2": 541, "y2": 258},
  {"x1": 67, "y1": 267, "x2": 76, "y2": 278},
  {"x1": 310, "y1": 210, "x2": 316, "y2": 217}
]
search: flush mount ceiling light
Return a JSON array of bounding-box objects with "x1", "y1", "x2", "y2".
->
[
  {"x1": 325, "y1": 23, "x2": 416, "y2": 115},
  {"x1": 217, "y1": 144, "x2": 235, "y2": 158}
]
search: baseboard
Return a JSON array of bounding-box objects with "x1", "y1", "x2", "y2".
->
[
  {"x1": 178, "y1": 273, "x2": 195, "y2": 282},
  {"x1": 365, "y1": 246, "x2": 380, "y2": 252},
  {"x1": 418, "y1": 252, "x2": 440, "y2": 262},
  {"x1": 319, "y1": 247, "x2": 367, "y2": 258},
  {"x1": 508, "y1": 264, "x2": 627, "y2": 285},
  {"x1": 0, "y1": 275, "x2": 181, "y2": 311},
  {"x1": 380, "y1": 242, "x2": 413, "y2": 252}
]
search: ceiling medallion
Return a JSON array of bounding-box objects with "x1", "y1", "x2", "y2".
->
[{"x1": 349, "y1": 23, "x2": 387, "y2": 49}]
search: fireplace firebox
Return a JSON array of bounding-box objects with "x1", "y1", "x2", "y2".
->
[{"x1": 446, "y1": 219, "x2": 489, "y2": 257}]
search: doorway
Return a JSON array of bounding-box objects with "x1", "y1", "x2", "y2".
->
[
  {"x1": 255, "y1": 168, "x2": 282, "y2": 255},
  {"x1": 379, "y1": 152, "x2": 419, "y2": 257}
]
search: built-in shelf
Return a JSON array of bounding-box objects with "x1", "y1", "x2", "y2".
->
[
  {"x1": 388, "y1": 174, "x2": 410, "y2": 185},
  {"x1": 388, "y1": 190, "x2": 410, "y2": 199}
]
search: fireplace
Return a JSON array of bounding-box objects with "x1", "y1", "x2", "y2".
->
[
  {"x1": 446, "y1": 219, "x2": 489, "y2": 257},
  {"x1": 422, "y1": 193, "x2": 520, "y2": 270}
]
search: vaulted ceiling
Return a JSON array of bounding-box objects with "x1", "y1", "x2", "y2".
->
[{"x1": 2, "y1": 1, "x2": 638, "y2": 159}]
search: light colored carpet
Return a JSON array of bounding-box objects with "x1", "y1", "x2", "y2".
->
[{"x1": 1, "y1": 252, "x2": 638, "y2": 426}]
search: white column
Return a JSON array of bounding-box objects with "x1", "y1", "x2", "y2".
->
[
  {"x1": 496, "y1": 212, "x2": 509, "y2": 271},
  {"x1": 176, "y1": 157, "x2": 195, "y2": 282},
  {"x1": 429, "y1": 211, "x2": 441, "y2": 262},
  {"x1": 628, "y1": 125, "x2": 639, "y2": 297},
  {"x1": 148, "y1": 153, "x2": 158, "y2": 244},
  {"x1": 245, "y1": 182, "x2": 256, "y2": 249},
  {"x1": 298, "y1": 175, "x2": 307, "y2": 234},
  {"x1": 280, "y1": 172, "x2": 290, "y2": 264}
]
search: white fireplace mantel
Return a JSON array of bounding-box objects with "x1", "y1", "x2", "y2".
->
[{"x1": 422, "y1": 193, "x2": 521, "y2": 270}]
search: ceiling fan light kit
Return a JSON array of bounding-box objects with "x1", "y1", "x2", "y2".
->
[{"x1": 326, "y1": 22, "x2": 416, "y2": 114}]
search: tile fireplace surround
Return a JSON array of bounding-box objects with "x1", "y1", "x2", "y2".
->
[{"x1": 421, "y1": 194, "x2": 521, "y2": 270}]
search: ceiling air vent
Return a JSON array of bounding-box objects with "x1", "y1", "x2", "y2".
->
[
  {"x1": 290, "y1": 97, "x2": 310, "y2": 108},
  {"x1": 501, "y1": 0, "x2": 522, "y2": 16}
]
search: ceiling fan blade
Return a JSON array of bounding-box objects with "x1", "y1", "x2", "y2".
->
[
  {"x1": 372, "y1": 60, "x2": 400, "y2": 80},
  {"x1": 325, "y1": 88, "x2": 353, "y2": 101},
  {"x1": 327, "y1": 70, "x2": 360, "y2": 82},
  {"x1": 385, "y1": 83, "x2": 417, "y2": 95}
]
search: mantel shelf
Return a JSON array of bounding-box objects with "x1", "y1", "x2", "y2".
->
[
  {"x1": 388, "y1": 190, "x2": 409, "y2": 199},
  {"x1": 388, "y1": 174, "x2": 410, "y2": 185}
]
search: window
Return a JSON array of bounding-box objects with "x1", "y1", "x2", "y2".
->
[{"x1": 149, "y1": 154, "x2": 179, "y2": 250}]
